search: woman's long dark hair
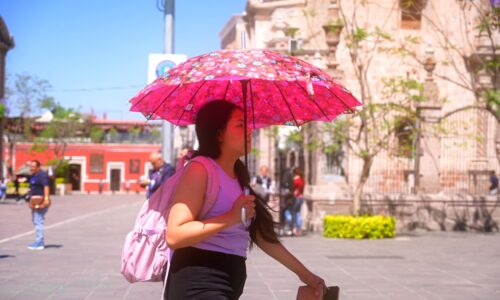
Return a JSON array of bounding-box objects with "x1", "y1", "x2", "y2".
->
[{"x1": 193, "y1": 100, "x2": 279, "y2": 246}]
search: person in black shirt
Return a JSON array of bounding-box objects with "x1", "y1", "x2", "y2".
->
[{"x1": 27, "y1": 160, "x2": 50, "y2": 250}]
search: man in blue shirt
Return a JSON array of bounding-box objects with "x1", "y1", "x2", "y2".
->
[
  {"x1": 27, "y1": 160, "x2": 50, "y2": 250},
  {"x1": 139, "y1": 152, "x2": 175, "y2": 198}
]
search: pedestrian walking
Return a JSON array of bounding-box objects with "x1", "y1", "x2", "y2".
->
[
  {"x1": 292, "y1": 167, "x2": 305, "y2": 236},
  {"x1": 125, "y1": 180, "x2": 130, "y2": 193},
  {"x1": 27, "y1": 160, "x2": 50, "y2": 250},
  {"x1": 98, "y1": 179, "x2": 104, "y2": 194},
  {"x1": 281, "y1": 166, "x2": 296, "y2": 236},
  {"x1": 0, "y1": 178, "x2": 6, "y2": 202},
  {"x1": 490, "y1": 171, "x2": 498, "y2": 195},
  {"x1": 164, "y1": 101, "x2": 325, "y2": 299},
  {"x1": 251, "y1": 165, "x2": 274, "y2": 203},
  {"x1": 139, "y1": 152, "x2": 175, "y2": 198}
]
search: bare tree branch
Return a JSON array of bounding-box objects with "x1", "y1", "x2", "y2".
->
[{"x1": 439, "y1": 105, "x2": 500, "y2": 123}]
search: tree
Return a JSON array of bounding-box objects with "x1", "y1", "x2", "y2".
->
[
  {"x1": 32, "y1": 99, "x2": 84, "y2": 171},
  {"x1": 90, "y1": 126, "x2": 105, "y2": 143},
  {"x1": 7, "y1": 74, "x2": 52, "y2": 139},
  {"x1": 308, "y1": 1, "x2": 430, "y2": 215},
  {"x1": 295, "y1": 0, "x2": 499, "y2": 215},
  {"x1": 396, "y1": 0, "x2": 499, "y2": 162},
  {"x1": 2, "y1": 74, "x2": 52, "y2": 177}
]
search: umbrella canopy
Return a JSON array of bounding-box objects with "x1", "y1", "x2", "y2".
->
[{"x1": 130, "y1": 49, "x2": 361, "y2": 129}]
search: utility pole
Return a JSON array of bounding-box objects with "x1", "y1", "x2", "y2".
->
[{"x1": 158, "y1": 0, "x2": 175, "y2": 164}]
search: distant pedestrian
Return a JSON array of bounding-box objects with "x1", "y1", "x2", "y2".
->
[
  {"x1": 490, "y1": 171, "x2": 498, "y2": 195},
  {"x1": 125, "y1": 180, "x2": 130, "y2": 193},
  {"x1": 251, "y1": 165, "x2": 274, "y2": 203},
  {"x1": 0, "y1": 178, "x2": 6, "y2": 201},
  {"x1": 27, "y1": 160, "x2": 50, "y2": 250},
  {"x1": 281, "y1": 166, "x2": 295, "y2": 236},
  {"x1": 139, "y1": 152, "x2": 175, "y2": 198},
  {"x1": 14, "y1": 174, "x2": 21, "y2": 203},
  {"x1": 98, "y1": 179, "x2": 104, "y2": 194},
  {"x1": 291, "y1": 167, "x2": 305, "y2": 236}
]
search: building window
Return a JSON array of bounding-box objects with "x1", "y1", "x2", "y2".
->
[
  {"x1": 90, "y1": 154, "x2": 104, "y2": 174},
  {"x1": 129, "y1": 159, "x2": 141, "y2": 174},
  {"x1": 400, "y1": 0, "x2": 425, "y2": 30}
]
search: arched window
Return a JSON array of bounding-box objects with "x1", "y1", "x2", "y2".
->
[{"x1": 400, "y1": 0, "x2": 426, "y2": 30}]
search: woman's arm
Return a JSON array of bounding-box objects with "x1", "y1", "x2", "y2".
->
[
  {"x1": 256, "y1": 233, "x2": 325, "y2": 297},
  {"x1": 165, "y1": 162, "x2": 255, "y2": 249}
]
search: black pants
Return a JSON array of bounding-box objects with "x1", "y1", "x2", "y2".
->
[{"x1": 164, "y1": 247, "x2": 247, "y2": 300}]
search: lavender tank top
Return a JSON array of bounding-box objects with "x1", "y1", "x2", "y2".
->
[{"x1": 193, "y1": 158, "x2": 250, "y2": 258}]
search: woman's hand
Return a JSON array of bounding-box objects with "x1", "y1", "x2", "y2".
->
[
  {"x1": 228, "y1": 193, "x2": 255, "y2": 225},
  {"x1": 299, "y1": 271, "x2": 326, "y2": 298}
]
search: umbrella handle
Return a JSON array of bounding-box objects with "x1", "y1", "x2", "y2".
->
[{"x1": 242, "y1": 187, "x2": 250, "y2": 227}]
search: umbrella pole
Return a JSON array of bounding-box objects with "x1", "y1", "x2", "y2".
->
[{"x1": 242, "y1": 80, "x2": 249, "y2": 170}]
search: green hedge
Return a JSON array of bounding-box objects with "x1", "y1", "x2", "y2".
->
[
  {"x1": 7, "y1": 182, "x2": 30, "y2": 188},
  {"x1": 324, "y1": 215, "x2": 396, "y2": 239},
  {"x1": 55, "y1": 177, "x2": 67, "y2": 184}
]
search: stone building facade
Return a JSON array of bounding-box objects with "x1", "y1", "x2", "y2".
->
[{"x1": 220, "y1": 0, "x2": 499, "y2": 229}]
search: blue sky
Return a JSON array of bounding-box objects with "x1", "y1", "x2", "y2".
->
[{"x1": 1, "y1": 0, "x2": 246, "y2": 120}]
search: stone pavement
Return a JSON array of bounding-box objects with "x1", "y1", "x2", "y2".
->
[{"x1": 0, "y1": 194, "x2": 499, "y2": 300}]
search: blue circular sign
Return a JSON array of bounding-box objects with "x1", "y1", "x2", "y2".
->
[{"x1": 155, "y1": 60, "x2": 177, "y2": 77}]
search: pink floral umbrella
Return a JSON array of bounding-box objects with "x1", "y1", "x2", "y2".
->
[{"x1": 129, "y1": 49, "x2": 361, "y2": 129}]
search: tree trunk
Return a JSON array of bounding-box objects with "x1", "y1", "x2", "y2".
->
[{"x1": 352, "y1": 156, "x2": 373, "y2": 216}]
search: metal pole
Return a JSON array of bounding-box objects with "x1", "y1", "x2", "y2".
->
[
  {"x1": 161, "y1": 0, "x2": 174, "y2": 164},
  {"x1": 242, "y1": 80, "x2": 248, "y2": 169},
  {"x1": 413, "y1": 108, "x2": 422, "y2": 194}
]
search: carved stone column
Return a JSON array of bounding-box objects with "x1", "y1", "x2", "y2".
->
[
  {"x1": 415, "y1": 48, "x2": 442, "y2": 193},
  {"x1": 322, "y1": 23, "x2": 343, "y2": 74}
]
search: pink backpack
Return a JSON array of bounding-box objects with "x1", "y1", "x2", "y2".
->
[{"x1": 121, "y1": 156, "x2": 220, "y2": 283}]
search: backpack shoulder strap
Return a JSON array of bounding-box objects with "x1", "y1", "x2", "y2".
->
[{"x1": 187, "y1": 156, "x2": 220, "y2": 219}]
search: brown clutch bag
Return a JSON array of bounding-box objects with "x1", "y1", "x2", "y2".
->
[
  {"x1": 296, "y1": 286, "x2": 339, "y2": 300},
  {"x1": 29, "y1": 195, "x2": 50, "y2": 209}
]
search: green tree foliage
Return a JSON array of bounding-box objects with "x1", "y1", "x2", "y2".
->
[
  {"x1": 32, "y1": 99, "x2": 84, "y2": 170},
  {"x1": 90, "y1": 126, "x2": 105, "y2": 143}
]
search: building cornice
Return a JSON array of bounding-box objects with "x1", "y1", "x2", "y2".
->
[{"x1": 219, "y1": 14, "x2": 245, "y2": 40}]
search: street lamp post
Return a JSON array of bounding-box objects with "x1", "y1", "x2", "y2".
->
[{"x1": 158, "y1": 0, "x2": 175, "y2": 164}]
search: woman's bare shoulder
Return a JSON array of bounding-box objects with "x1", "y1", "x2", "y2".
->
[{"x1": 178, "y1": 161, "x2": 209, "y2": 185}]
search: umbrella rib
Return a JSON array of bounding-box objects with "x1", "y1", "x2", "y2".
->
[
  {"x1": 249, "y1": 80, "x2": 256, "y2": 129},
  {"x1": 148, "y1": 84, "x2": 181, "y2": 119},
  {"x1": 273, "y1": 81, "x2": 299, "y2": 127},
  {"x1": 324, "y1": 84, "x2": 356, "y2": 114},
  {"x1": 293, "y1": 80, "x2": 330, "y2": 121},
  {"x1": 130, "y1": 90, "x2": 151, "y2": 112},
  {"x1": 222, "y1": 81, "x2": 230, "y2": 101},
  {"x1": 175, "y1": 80, "x2": 207, "y2": 125}
]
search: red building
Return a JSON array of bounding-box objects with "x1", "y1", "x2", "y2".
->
[
  {"x1": 12, "y1": 143, "x2": 160, "y2": 193},
  {"x1": 3, "y1": 114, "x2": 163, "y2": 194}
]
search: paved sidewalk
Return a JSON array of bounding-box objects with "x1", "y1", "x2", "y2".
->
[{"x1": 0, "y1": 195, "x2": 499, "y2": 299}]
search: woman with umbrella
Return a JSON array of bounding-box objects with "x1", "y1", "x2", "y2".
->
[
  {"x1": 163, "y1": 100, "x2": 325, "y2": 299},
  {"x1": 130, "y1": 49, "x2": 361, "y2": 299}
]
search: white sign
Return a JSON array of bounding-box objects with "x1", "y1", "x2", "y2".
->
[{"x1": 148, "y1": 53, "x2": 187, "y2": 84}]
